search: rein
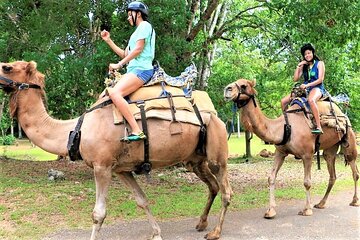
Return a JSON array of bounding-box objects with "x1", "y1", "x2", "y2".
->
[
  {"x1": 0, "y1": 75, "x2": 41, "y2": 90},
  {"x1": 234, "y1": 83, "x2": 257, "y2": 108}
]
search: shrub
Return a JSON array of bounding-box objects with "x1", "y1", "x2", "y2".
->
[{"x1": 0, "y1": 135, "x2": 16, "y2": 145}]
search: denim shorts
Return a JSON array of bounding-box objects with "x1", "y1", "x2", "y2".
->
[{"x1": 128, "y1": 68, "x2": 154, "y2": 84}]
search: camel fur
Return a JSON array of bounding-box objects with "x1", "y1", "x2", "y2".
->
[
  {"x1": 0, "y1": 61, "x2": 232, "y2": 240},
  {"x1": 224, "y1": 79, "x2": 359, "y2": 219}
]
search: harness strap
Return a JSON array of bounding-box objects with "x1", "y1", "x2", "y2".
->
[
  {"x1": 192, "y1": 103, "x2": 206, "y2": 156},
  {"x1": 315, "y1": 135, "x2": 321, "y2": 170},
  {"x1": 67, "y1": 114, "x2": 85, "y2": 161},
  {"x1": 134, "y1": 102, "x2": 151, "y2": 175},
  {"x1": 275, "y1": 111, "x2": 291, "y2": 146}
]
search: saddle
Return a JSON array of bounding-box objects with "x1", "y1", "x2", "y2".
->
[{"x1": 289, "y1": 97, "x2": 350, "y2": 133}]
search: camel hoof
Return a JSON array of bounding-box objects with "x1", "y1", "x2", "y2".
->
[
  {"x1": 314, "y1": 203, "x2": 326, "y2": 209},
  {"x1": 298, "y1": 209, "x2": 313, "y2": 216},
  {"x1": 196, "y1": 220, "x2": 208, "y2": 232},
  {"x1": 349, "y1": 201, "x2": 360, "y2": 207},
  {"x1": 204, "y1": 230, "x2": 220, "y2": 240},
  {"x1": 264, "y1": 208, "x2": 276, "y2": 219},
  {"x1": 151, "y1": 234, "x2": 163, "y2": 240}
]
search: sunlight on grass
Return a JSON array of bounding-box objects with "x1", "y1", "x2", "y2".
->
[{"x1": 0, "y1": 139, "x2": 57, "y2": 161}]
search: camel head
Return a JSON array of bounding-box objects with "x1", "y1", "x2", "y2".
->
[
  {"x1": 224, "y1": 79, "x2": 257, "y2": 108},
  {"x1": 0, "y1": 61, "x2": 46, "y2": 118}
]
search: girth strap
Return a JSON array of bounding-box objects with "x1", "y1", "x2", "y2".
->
[{"x1": 134, "y1": 102, "x2": 151, "y2": 175}]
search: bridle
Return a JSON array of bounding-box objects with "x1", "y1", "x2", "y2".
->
[
  {"x1": 0, "y1": 75, "x2": 41, "y2": 91},
  {"x1": 234, "y1": 82, "x2": 257, "y2": 108}
]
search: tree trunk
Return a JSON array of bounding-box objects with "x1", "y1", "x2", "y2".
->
[{"x1": 245, "y1": 130, "x2": 252, "y2": 159}]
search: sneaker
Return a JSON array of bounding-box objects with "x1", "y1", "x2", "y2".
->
[
  {"x1": 311, "y1": 128, "x2": 323, "y2": 134},
  {"x1": 123, "y1": 132, "x2": 147, "y2": 142}
]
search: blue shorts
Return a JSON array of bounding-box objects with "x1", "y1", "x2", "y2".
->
[{"x1": 128, "y1": 69, "x2": 154, "y2": 84}]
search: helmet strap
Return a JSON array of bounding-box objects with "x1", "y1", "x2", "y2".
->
[{"x1": 131, "y1": 11, "x2": 138, "y2": 27}]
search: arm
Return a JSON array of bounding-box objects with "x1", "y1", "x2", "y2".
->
[
  {"x1": 101, "y1": 30, "x2": 126, "y2": 59},
  {"x1": 293, "y1": 60, "x2": 307, "y2": 81},
  {"x1": 110, "y1": 39, "x2": 145, "y2": 70},
  {"x1": 303, "y1": 61, "x2": 325, "y2": 88}
]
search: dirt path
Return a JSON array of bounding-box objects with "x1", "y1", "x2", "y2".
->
[{"x1": 43, "y1": 190, "x2": 359, "y2": 240}]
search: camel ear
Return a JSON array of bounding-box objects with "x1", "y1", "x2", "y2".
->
[
  {"x1": 249, "y1": 79, "x2": 256, "y2": 87},
  {"x1": 26, "y1": 61, "x2": 37, "y2": 73}
]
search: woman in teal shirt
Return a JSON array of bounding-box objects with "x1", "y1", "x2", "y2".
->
[{"x1": 101, "y1": 1, "x2": 155, "y2": 141}]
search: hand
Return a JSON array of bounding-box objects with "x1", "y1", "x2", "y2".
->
[
  {"x1": 101, "y1": 30, "x2": 110, "y2": 42},
  {"x1": 109, "y1": 63, "x2": 123, "y2": 71},
  {"x1": 300, "y1": 84, "x2": 307, "y2": 90},
  {"x1": 297, "y1": 60, "x2": 308, "y2": 68}
]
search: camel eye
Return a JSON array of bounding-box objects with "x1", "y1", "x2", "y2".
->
[
  {"x1": 2, "y1": 65, "x2": 12, "y2": 72},
  {"x1": 240, "y1": 85, "x2": 246, "y2": 90}
]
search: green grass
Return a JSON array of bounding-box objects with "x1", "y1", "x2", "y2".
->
[
  {"x1": 0, "y1": 139, "x2": 57, "y2": 161},
  {"x1": 228, "y1": 134, "x2": 275, "y2": 157}
]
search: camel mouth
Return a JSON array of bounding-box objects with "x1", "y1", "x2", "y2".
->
[{"x1": 223, "y1": 86, "x2": 234, "y2": 101}]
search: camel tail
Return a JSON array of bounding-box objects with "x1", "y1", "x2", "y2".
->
[{"x1": 340, "y1": 128, "x2": 358, "y2": 167}]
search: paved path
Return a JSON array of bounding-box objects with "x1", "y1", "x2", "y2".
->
[{"x1": 43, "y1": 190, "x2": 360, "y2": 240}]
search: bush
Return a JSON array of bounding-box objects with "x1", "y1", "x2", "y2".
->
[{"x1": 0, "y1": 135, "x2": 16, "y2": 145}]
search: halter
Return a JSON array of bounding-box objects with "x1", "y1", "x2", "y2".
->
[
  {"x1": 0, "y1": 75, "x2": 41, "y2": 91},
  {"x1": 234, "y1": 82, "x2": 257, "y2": 108}
]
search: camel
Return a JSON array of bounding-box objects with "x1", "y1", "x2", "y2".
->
[
  {"x1": 0, "y1": 61, "x2": 232, "y2": 240},
  {"x1": 224, "y1": 79, "x2": 359, "y2": 219}
]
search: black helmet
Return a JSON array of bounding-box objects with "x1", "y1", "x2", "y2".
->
[
  {"x1": 300, "y1": 43, "x2": 315, "y2": 57},
  {"x1": 127, "y1": 1, "x2": 149, "y2": 17}
]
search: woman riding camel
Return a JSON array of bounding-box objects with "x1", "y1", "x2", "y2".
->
[
  {"x1": 101, "y1": 1, "x2": 155, "y2": 141},
  {"x1": 281, "y1": 43, "x2": 326, "y2": 134}
]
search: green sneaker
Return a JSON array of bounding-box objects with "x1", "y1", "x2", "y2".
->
[
  {"x1": 311, "y1": 128, "x2": 323, "y2": 134},
  {"x1": 125, "y1": 132, "x2": 147, "y2": 142}
]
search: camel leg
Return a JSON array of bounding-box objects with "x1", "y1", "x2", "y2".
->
[
  {"x1": 191, "y1": 161, "x2": 219, "y2": 233},
  {"x1": 298, "y1": 155, "x2": 313, "y2": 216},
  {"x1": 314, "y1": 145, "x2": 339, "y2": 209},
  {"x1": 264, "y1": 150, "x2": 286, "y2": 219},
  {"x1": 348, "y1": 160, "x2": 360, "y2": 206},
  {"x1": 90, "y1": 165, "x2": 113, "y2": 240},
  {"x1": 117, "y1": 172, "x2": 162, "y2": 240},
  {"x1": 205, "y1": 161, "x2": 232, "y2": 240}
]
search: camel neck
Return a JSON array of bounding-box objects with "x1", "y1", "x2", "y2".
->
[
  {"x1": 16, "y1": 90, "x2": 78, "y2": 156},
  {"x1": 240, "y1": 100, "x2": 285, "y2": 144}
]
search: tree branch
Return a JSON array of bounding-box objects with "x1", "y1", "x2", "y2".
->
[{"x1": 186, "y1": 0, "x2": 220, "y2": 41}]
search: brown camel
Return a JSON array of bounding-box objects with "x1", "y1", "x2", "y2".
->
[
  {"x1": 224, "y1": 79, "x2": 359, "y2": 219},
  {"x1": 0, "y1": 61, "x2": 232, "y2": 240}
]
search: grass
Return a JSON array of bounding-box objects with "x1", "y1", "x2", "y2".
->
[
  {"x1": 0, "y1": 139, "x2": 57, "y2": 161},
  {"x1": 0, "y1": 135, "x2": 359, "y2": 239}
]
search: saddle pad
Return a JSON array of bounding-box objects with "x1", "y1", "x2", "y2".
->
[
  {"x1": 191, "y1": 90, "x2": 217, "y2": 115},
  {"x1": 114, "y1": 107, "x2": 210, "y2": 126}
]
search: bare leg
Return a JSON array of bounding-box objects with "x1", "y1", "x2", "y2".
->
[
  {"x1": 298, "y1": 154, "x2": 313, "y2": 216},
  {"x1": 264, "y1": 149, "x2": 287, "y2": 219},
  {"x1": 281, "y1": 94, "x2": 291, "y2": 111},
  {"x1": 308, "y1": 88, "x2": 322, "y2": 130},
  {"x1": 314, "y1": 145, "x2": 339, "y2": 209},
  {"x1": 108, "y1": 73, "x2": 143, "y2": 134},
  {"x1": 90, "y1": 165, "x2": 112, "y2": 240},
  {"x1": 117, "y1": 172, "x2": 162, "y2": 240}
]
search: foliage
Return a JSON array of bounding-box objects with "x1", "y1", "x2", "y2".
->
[{"x1": 0, "y1": 135, "x2": 16, "y2": 145}]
